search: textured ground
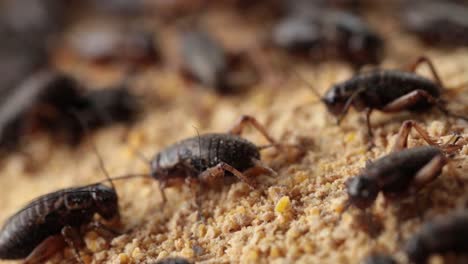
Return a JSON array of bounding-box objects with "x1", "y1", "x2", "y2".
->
[{"x1": 0, "y1": 4, "x2": 467, "y2": 264}]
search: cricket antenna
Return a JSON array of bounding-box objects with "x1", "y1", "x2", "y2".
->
[
  {"x1": 256, "y1": 143, "x2": 302, "y2": 151},
  {"x1": 68, "y1": 109, "x2": 116, "y2": 192},
  {"x1": 133, "y1": 148, "x2": 151, "y2": 165},
  {"x1": 256, "y1": 144, "x2": 276, "y2": 150},
  {"x1": 293, "y1": 71, "x2": 322, "y2": 99},
  {"x1": 192, "y1": 125, "x2": 203, "y2": 168},
  {"x1": 441, "y1": 133, "x2": 466, "y2": 155},
  {"x1": 451, "y1": 134, "x2": 463, "y2": 145},
  {"x1": 432, "y1": 97, "x2": 468, "y2": 122},
  {"x1": 91, "y1": 136, "x2": 116, "y2": 192},
  {"x1": 97, "y1": 173, "x2": 152, "y2": 183}
]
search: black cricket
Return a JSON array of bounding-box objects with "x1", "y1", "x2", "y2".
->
[
  {"x1": 154, "y1": 257, "x2": 192, "y2": 264},
  {"x1": 272, "y1": 7, "x2": 383, "y2": 68},
  {"x1": 180, "y1": 29, "x2": 258, "y2": 93},
  {"x1": 150, "y1": 115, "x2": 280, "y2": 201},
  {"x1": 346, "y1": 120, "x2": 464, "y2": 210},
  {"x1": 301, "y1": 57, "x2": 467, "y2": 140},
  {"x1": 405, "y1": 211, "x2": 468, "y2": 264},
  {"x1": 68, "y1": 24, "x2": 159, "y2": 65},
  {"x1": 402, "y1": 1, "x2": 468, "y2": 47},
  {"x1": 0, "y1": 183, "x2": 119, "y2": 263},
  {"x1": 361, "y1": 253, "x2": 397, "y2": 264},
  {"x1": 0, "y1": 70, "x2": 140, "y2": 150}
]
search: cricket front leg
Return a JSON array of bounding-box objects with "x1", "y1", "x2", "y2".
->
[
  {"x1": 86, "y1": 220, "x2": 121, "y2": 239},
  {"x1": 363, "y1": 108, "x2": 377, "y2": 150},
  {"x1": 61, "y1": 226, "x2": 85, "y2": 264},
  {"x1": 184, "y1": 176, "x2": 203, "y2": 220}
]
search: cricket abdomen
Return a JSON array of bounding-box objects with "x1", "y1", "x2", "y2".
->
[{"x1": 152, "y1": 133, "x2": 260, "y2": 177}]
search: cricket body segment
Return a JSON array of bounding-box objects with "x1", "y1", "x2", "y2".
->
[
  {"x1": 0, "y1": 183, "x2": 118, "y2": 261},
  {"x1": 405, "y1": 212, "x2": 468, "y2": 264},
  {"x1": 151, "y1": 133, "x2": 260, "y2": 185}
]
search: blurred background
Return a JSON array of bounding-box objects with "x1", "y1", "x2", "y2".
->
[
  {"x1": 0, "y1": 0, "x2": 468, "y2": 263},
  {"x1": 1, "y1": 0, "x2": 467, "y2": 153}
]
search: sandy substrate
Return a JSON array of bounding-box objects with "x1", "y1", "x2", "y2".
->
[{"x1": 0, "y1": 5, "x2": 467, "y2": 264}]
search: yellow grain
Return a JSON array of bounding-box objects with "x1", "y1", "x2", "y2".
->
[
  {"x1": 270, "y1": 246, "x2": 283, "y2": 258},
  {"x1": 345, "y1": 132, "x2": 356, "y2": 143},
  {"x1": 247, "y1": 249, "x2": 260, "y2": 261},
  {"x1": 294, "y1": 171, "x2": 308, "y2": 184},
  {"x1": 131, "y1": 247, "x2": 143, "y2": 260},
  {"x1": 118, "y1": 253, "x2": 130, "y2": 264},
  {"x1": 275, "y1": 196, "x2": 291, "y2": 213}
]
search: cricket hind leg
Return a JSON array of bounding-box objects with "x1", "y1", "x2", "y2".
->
[
  {"x1": 25, "y1": 226, "x2": 86, "y2": 264},
  {"x1": 411, "y1": 154, "x2": 446, "y2": 191},
  {"x1": 381, "y1": 87, "x2": 467, "y2": 121},
  {"x1": 392, "y1": 120, "x2": 438, "y2": 152},
  {"x1": 24, "y1": 235, "x2": 67, "y2": 264},
  {"x1": 228, "y1": 115, "x2": 277, "y2": 146},
  {"x1": 407, "y1": 56, "x2": 444, "y2": 87},
  {"x1": 392, "y1": 120, "x2": 466, "y2": 153},
  {"x1": 243, "y1": 158, "x2": 277, "y2": 178},
  {"x1": 229, "y1": 115, "x2": 304, "y2": 154},
  {"x1": 199, "y1": 162, "x2": 256, "y2": 189},
  {"x1": 406, "y1": 56, "x2": 467, "y2": 113},
  {"x1": 382, "y1": 90, "x2": 438, "y2": 113},
  {"x1": 407, "y1": 56, "x2": 467, "y2": 120}
]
